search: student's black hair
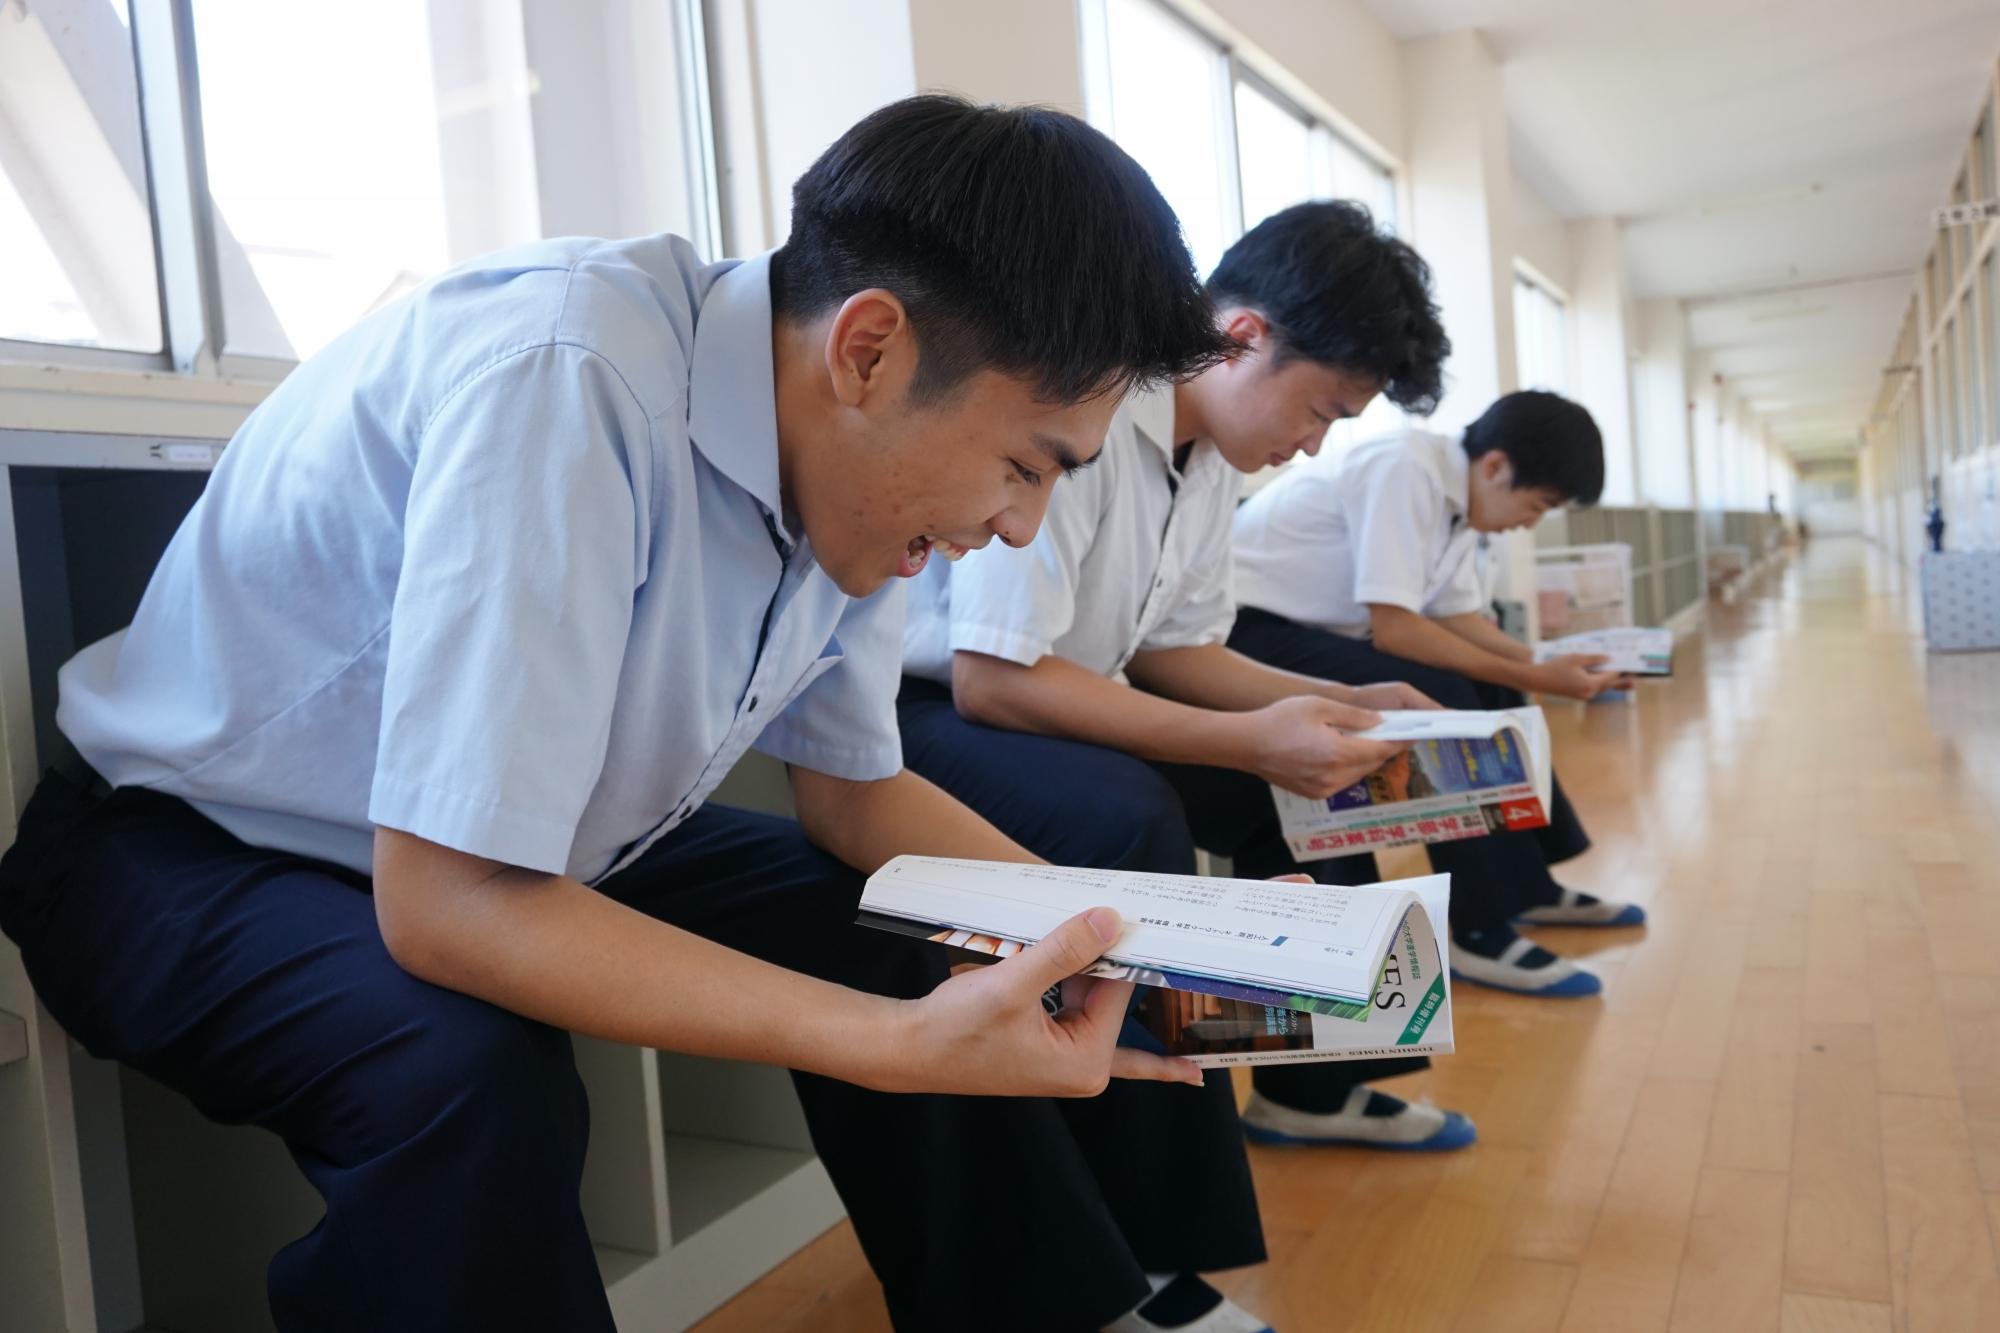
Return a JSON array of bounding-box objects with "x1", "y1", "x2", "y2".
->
[
  {"x1": 1204, "y1": 200, "x2": 1449, "y2": 414},
  {"x1": 1461, "y1": 390, "x2": 1606, "y2": 505},
  {"x1": 770, "y1": 95, "x2": 1233, "y2": 406}
]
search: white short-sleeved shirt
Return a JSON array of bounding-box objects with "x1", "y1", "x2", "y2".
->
[
  {"x1": 1230, "y1": 428, "x2": 1483, "y2": 639},
  {"x1": 902, "y1": 384, "x2": 1240, "y2": 683},
  {"x1": 59, "y1": 239, "x2": 905, "y2": 885}
]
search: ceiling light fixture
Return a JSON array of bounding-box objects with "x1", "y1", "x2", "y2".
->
[
  {"x1": 1697, "y1": 182, "x2": 1824, "y2": 216},
  {"x1": 1747, "y1": 304, "x2": 1831, "y2": 323}
]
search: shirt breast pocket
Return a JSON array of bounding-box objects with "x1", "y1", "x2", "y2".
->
[{"x1": 765, "y1": 636, "x2": 845, "y2": 719}]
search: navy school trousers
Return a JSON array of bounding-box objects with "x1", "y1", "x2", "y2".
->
[{"x1": 0, "y1": 774, "x2": 1264, "y2": 1333}]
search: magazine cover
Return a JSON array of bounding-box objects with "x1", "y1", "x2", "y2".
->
[
  {"x1": 1273, "y1": 707, "x2": 1552, "y2": 859},
  {"x1": 1128, "y1": 875, "x2": 1453, "y2": 1066}
]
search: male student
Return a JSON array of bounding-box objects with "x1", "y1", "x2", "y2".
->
[
  {"x1": 901, "y1": 202, "x2": 1482, "y2": 1160},
  {"x1": 1230, "y1": 389, "x2": 1645, "y2": 999},
  {"x1": 0, "y1": 99, "x2": 1274, "y2": 1333}
]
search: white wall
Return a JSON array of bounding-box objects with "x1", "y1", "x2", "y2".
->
[
  {"x1": 909, "y1": 0, "x2": 1085, "y2": 111},
  {"x1": 1403, "y1": 30, "x2": 1516, "y2": 431},
  {"x1": 1633, "y1": 297, "x2": 1696, "y2": 507},
  {"x1": 1399, "y1": 30, "x2": 1543, "y2": 634},
  {"x1": 1567, "y1": 215, "x2": 1639, "y2": 505},
  {"x1": 1511, "y1": 175, "x2": 1571, "y2": 293},
  {"x1": 1201, "y1": 0, "x2": 1405, "y2": 163}
]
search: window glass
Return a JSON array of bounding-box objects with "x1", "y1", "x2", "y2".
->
[
  {"x1": 1233, "y1": 79, "x2": 1313, "y2": 231},
  {"x1": 1102, "y1": 0, "x2": 1233, "y2": 278},
  {"x1": 0, "y1": 0, "x2": 162, "y2": 351},
  {"x1": 191, "y1": 0, "x2": 469, "y2": 361}
]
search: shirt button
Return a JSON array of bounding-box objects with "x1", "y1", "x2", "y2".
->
[{"x1": 746, "y1": 694, "x2": 759, "y2": 714}]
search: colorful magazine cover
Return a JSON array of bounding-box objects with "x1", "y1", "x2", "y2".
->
[
  {"x1": 1273, "y1": 707, "x2": 1552, "y2": 859},
  {"x1": 1128, "y1": 882, "x2": 1453, "y2": 1066}
]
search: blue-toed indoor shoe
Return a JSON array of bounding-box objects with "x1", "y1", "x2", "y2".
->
[{"x1": 1239, "y1": 1087, "x2": 1478, "y2": 1152}]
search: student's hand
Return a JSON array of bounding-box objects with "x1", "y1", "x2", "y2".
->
[
  {"x1": 1532, "y1": 654, "x2": 1621, "y2": 700},
  {"x1": 1240, "y1": 696, "x2": 1408, "y2": 798},
  {"x1": 1349, "y1": 681, "x2": 1444, "y2": 712},
  {"x1": 901, "y1": 908, "x2": 1205, "y2": 1096}
]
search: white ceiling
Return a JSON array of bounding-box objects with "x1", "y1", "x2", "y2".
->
[{"x1": 1362, "y1": 0, "x2": 2000, "y2": 454}]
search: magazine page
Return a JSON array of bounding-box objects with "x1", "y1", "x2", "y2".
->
[
  {"x1": 1132, "y1": 876, "x2": 1455, "y2": 1066},
  {"x1": 1535, "y1": 627, "x2": 1673, "y2": 675},
  {"x1": 1272, "y1": 707, "x2": 1552, "y2": 860},
  {"x1": 858, "y1": 857, "x2": 1429, "y2": 1009}
]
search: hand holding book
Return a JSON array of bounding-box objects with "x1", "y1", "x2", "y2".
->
[
  {"x1": 1273, "y1": 706, "x2": 1554, "y2": 858},
  {"x1": 897, "y1": 903, "x2": 1207, "y2": 1095},
  {"x1": 1238, "y1": 694, "x2": 1410, "y2": 798}
]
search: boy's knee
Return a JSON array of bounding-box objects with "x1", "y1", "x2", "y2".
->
[
  {"x1": 372, "y1": 991, "x2": 586, "y2": 1157},
  {"x1": 1090, "y1": 779, "x2": 1197, "y2": 874}
]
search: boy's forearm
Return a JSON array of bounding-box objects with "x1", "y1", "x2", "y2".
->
[
  {"x1": 950, "y1": 650, "x2": 1248, "y2": 770},
  {"x1": 372, "y1": 828, "x2": 917, "y2": 1089},
  {"x1": 1369, "y1": 605, "x2": 1538, "y2": 691},
  {"x1": 1436, "y1": 611, "x2": 1535, "y2": 663},
  {"x1": 1125, "y1": 642, "x2": 1355, "y2": 711},
  {"x1": 789, "y1": 765, "x2": 1039, "y2": 873}
]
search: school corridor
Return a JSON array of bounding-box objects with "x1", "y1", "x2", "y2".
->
[{"x1": 698, "y1": 536, "x2": 2000, "y2": 1333}]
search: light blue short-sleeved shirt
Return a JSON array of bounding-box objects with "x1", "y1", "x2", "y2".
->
[{"x1": 58, "y1": 237, "x2": 905, "y2": 884}]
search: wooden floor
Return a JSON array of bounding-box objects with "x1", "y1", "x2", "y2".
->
[{"x1": 694, "y1": 537, "x2": 2000, "y2": 1333}]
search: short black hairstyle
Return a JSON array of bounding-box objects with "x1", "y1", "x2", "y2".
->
[
  {"x1": 1462, "y1": 391, "x2": 1605, "y2": 505},
  {"x1": 1204, "y1": 200, "x2": 1449, "y2": 414},
  {"x1": 771, "y1": 95, "x2": 1232, "y2": 406}
]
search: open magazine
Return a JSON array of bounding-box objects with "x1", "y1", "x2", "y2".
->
[
  {"x1": 1272, "y1": 707, "x2": 1551, "y2": 860},
  {"x1": 1535, "y1": 626, "x2": 1673, "y2": 676},
  {"x1": 859, "y1": 857, "x2": 1453, "y2": 1066}
]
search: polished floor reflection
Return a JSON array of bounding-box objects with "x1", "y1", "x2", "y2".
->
[{"x1": 696, "y1": 536, "x2": 2000, "y2": 1333}]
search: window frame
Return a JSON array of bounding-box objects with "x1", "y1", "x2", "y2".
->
[{"x1": 1, "y1": 0, "x2": 722, "y2": 422}]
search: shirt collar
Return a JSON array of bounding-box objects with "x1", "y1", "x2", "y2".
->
[
  {"x1": 1126, "y1": 382, "x2": 1180, "y2": 459},
  {"x1": 688, "y1": 251, "x2": 793, "y2": 544},
  {"x1": 1438, "y1": 430, "x2": 1472, "y2": 521}
]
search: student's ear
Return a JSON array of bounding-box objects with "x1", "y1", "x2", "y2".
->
[
  {"x1": 1218, "y1": 307, "x2": 1272, "y2": 360},
  {"x1": 824, "y1": 289, "x2": 914, "y2": 408},
  {"x1": 1475, "y1": 450, "x2": 1514, "y2": 488}
]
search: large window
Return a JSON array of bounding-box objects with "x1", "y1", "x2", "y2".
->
[
  {"x1": 1513, "y1": 269, "x2": 1570, "y2": 396},
  {"x1": 1089, "y1": 0, "x2": 1399, "y2": 280},
  {"x1": 1985, "y1": 252, "x2": 1999, "y2": 449},
  {"x1": 1938, "y1": 315, "x2": 1962, "y2": 459},
  {"x1": 1, "y1": 0, "x2": 715, "y2": 376},
  {"x1": 1958, "y1": 291, "x2": 1981, "y2": 457},
  {"x1": 1233, "y1": 78, "x2": 1314, "y2": 240}
]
